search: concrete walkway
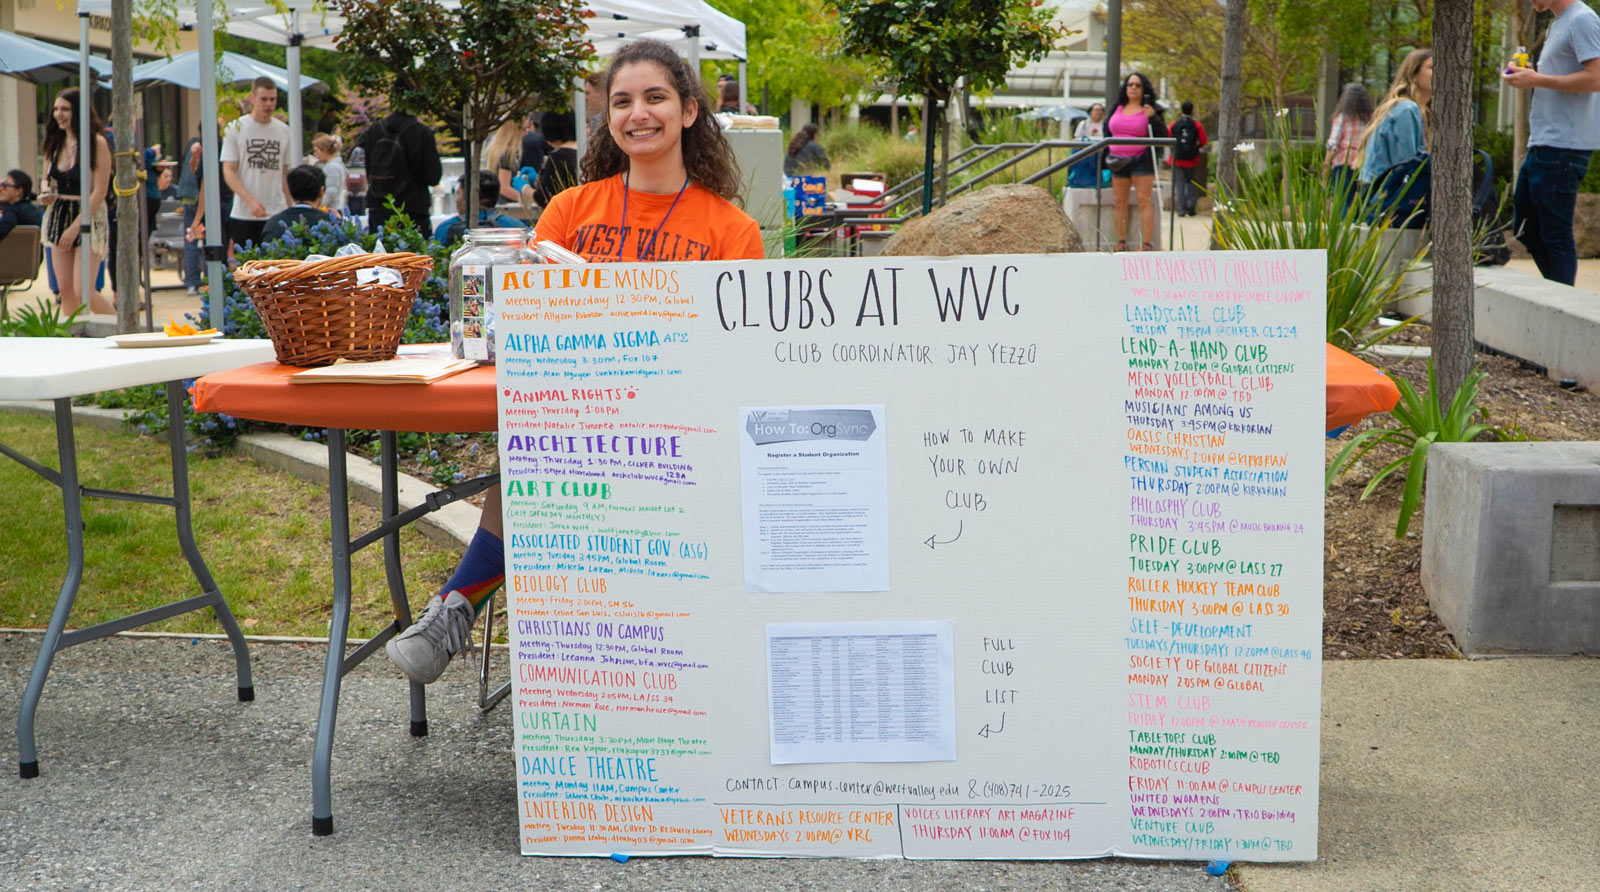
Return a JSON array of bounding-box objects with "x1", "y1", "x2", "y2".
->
[{"x1": 2, "y1": 632, "x2": 1594, "y2": 890}]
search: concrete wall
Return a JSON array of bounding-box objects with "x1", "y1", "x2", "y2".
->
[
  {"x1": 1423, "y1": 442, "x2": 1600, "y2": 655},
  {"x1": 1473, "y1": 266, "x2": 1600, "y2": 389}
]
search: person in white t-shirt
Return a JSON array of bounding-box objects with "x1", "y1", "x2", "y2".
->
[{"x1": 220, "y1": 76, "x2": 292, "y2": 251}]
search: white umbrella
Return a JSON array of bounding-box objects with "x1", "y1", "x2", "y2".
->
[
  {"x1": 130, "y1": 50, "x2": 327, "y2": 93},
  {"x1": 0, "y1": 28, "x2": 109, "y2": 84}
]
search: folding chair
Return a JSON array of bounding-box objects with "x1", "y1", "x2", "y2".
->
[{"x1": 0, "y1": 225, "x2": 43, "y2": 325}]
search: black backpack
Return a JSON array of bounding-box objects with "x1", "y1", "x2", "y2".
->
[
  {"x1": 1172, "y1": 116, "x2": 1200, "y2": 162},
  {"x1": 363, "y1": 117, "x2": 416, "y2": 195}
]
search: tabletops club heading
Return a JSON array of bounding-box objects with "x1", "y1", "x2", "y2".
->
[{"x1": 495, "y1": 262, "x2": 1027, "y2": 330}]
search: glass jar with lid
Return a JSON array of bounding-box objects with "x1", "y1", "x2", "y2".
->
[{"x1": 448, "y1": 227, "x2": 534, "y2": 363}]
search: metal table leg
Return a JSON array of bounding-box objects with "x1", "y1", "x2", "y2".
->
[
  {"x1": 16, "y1": 383, "x2": 254, "y2": 779},
  {"x1": 165, "y1": 383, "x2": 254, "y2": 701},
  {"x1": 306, "y1": 428, "x2": 500, "y2": 835},
  {"x1": 16, "y1": 398, "x2": 86, "y2": 778},
  {"x1": 380, "y1": 431, "x2": 429, "y2": 737},
  {"x1": 311, "y1": 429, "x2": 352, "y2": 837}
]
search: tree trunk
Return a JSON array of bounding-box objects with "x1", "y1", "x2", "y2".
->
[
  {"x1": 939, "y1": 100, "x2": 950, "y2": 207},
  {"x1": 1513, "y1": 0, "x2": 1533, "y2": 177},
  {"x1": 1432, "y1": 0, "x2": 1477, "y2": 407},
  {"x1": 921, "y1": 94, "x2": 936, "y2": 215},
  {"x1": 1216, "y1": 0, "x2": 1248, "y2": 193},
  {"x1": 112, "y1": 0, "x2": 139, "y2": 333},
  {"x1": 464, "y1": 104, "x2": 476, "y2": 234}
]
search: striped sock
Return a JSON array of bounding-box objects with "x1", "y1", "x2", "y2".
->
[{"x1": 439, "y1": 527, "x2": 504, "y2": 617}]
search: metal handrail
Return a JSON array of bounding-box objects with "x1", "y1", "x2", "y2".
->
[{"x1": 831, "y1": 136, "x2": 1181, "y2": 253}]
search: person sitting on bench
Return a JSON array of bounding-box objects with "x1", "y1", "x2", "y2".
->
[{"x1": 0, "y1": 170, "x2": 44, "y2": 242}]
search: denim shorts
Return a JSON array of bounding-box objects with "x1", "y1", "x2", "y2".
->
[{"x1": 1108, "y1": 152, "x2": 1155, "y2": 179}]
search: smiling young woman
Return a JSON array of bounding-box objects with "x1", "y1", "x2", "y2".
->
[
  {"x1": 531, "y1": 39, "x2": 763, "y2": 266},
  {"x1": 385, "y1": 38, "x2": 764, "y2": 686}
]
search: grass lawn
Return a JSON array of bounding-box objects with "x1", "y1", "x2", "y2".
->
[{"x1": 0, "y1": 410, "x2": 462, "y2": 639}]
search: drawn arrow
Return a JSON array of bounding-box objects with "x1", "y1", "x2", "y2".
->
[
  {"x1": 977, "y1": 712, "x2": 1007, "y2": 738},
  {"x1": 922, "y1": 520, "x2": 964, "y2": 549}
]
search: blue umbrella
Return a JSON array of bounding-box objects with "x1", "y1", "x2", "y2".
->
[
  {"x1": 0, "y1": 28, "x2": 108, "y2": 84},
  {"x1": 130, "y1": 50, "x2": 327, "y2": 93}
]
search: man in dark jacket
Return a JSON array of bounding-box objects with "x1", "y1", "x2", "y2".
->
[
  {"x1": 261, "y1": 165, "x2": 333, "y2": 243},
  {"x1": 357, "y1": 108, "x2": 442, "y2": 233}
]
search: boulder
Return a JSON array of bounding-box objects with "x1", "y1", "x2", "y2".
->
[
  {"x1": 880, "y1": 184, "x2": 1084, "y2": 256},
  {"x1": 1574, "y1": 192, "x2": 1600, "y2": 259}
]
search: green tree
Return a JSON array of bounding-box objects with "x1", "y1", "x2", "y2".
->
[
  {"x1": 830, "y1": 0, "x2": 1067, "y2": 214},
  {"x1": 715, "y1": 0, "x2": 875, "y2": 115},
  {"x1": 334, "y1": 0, "x2": 592, "y2": 217}
]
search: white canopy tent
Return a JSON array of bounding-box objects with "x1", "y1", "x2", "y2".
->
[{"x1": 131, "y1": 50, "x2": 327, "y2": 93}]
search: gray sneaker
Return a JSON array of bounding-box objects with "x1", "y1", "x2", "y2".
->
[{"x1": 386, "y1": 591, "x2": 473, "y2": 684}]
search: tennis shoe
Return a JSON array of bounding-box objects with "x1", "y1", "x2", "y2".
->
[{"x1": 386, "y1": 591, "x2": 473, "y2": 684}]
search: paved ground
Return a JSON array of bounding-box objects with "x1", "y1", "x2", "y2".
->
[
  {"x1": 3, "y1": 635, "x2": 1595, "y2": 891},
  {"x1": 0, "y1": 633, "x2": 1229, "y2": 891},
  {"x1": 1236, "y1": 657, "x2": 1600, "y2": 892}
]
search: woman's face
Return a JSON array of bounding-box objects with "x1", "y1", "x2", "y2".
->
[
  {"x1": 0, "y1": 177, "x2": 17, "y2": 202},
  {"x1": 1415, "y1": 58, "x2": 1434, "y2": 95},
  {"x1": 608, "y1": 61, "x2": 696, "y2": 167},
  {"x1": 52, "y1": 98, "x2": 73, "y2": 132},
  {"x1": 1124, "y1": 79, "x2": 1144, "y2": 103},
  {"x1": 1090, "y1": 104, "x2": 1104, "y2": 121}
]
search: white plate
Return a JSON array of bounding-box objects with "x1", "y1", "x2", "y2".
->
[{"x1": 109, "y1": 331, "x2": 221, "y2": 348}]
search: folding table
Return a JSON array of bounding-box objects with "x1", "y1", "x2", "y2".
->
[
  {"x1": 191, "y1": 358, "x2": 498, "y2": 836},
  {"x1": 0, "y1": 336, "x2": 275, "y2": 779}
]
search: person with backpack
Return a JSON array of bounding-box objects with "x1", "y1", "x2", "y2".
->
[
  {"x1": 1169, "y1": 101, "x2": 1207, "y2": 217},
  {"x1": 356, "y1": 106, "x2": 442, "y2": 234}
]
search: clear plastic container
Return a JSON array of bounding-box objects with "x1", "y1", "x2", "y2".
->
[{"x1": 448, "y1": 228, "x2": 534, "y2": 363}]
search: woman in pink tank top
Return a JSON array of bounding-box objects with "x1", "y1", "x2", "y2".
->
[{"x1": 1107, "y1": 72, "x2": 1168, "y2": 251}]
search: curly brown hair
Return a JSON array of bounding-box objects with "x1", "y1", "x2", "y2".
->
[{"x1": 580, "y1": 39, "x2": 743, "y2": 203}]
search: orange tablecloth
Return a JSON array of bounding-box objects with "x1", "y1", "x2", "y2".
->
[
  {"x1": 195, "y1": 344, "x2": 1397, "y2": 436},
  {"x1": 1325, "y1": 343, "x2": 1400, "y2": 431},
  {"x1": 192, "y1": 361, "x2": 498, "y2": 433}
]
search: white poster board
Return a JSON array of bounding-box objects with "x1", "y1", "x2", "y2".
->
[{"x1": 495, "y1": 252, "x2": 1325, "y2": 861}]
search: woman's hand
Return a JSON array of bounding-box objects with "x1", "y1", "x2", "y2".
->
[
  {"x1": 1141, "y1": 105, "x2": 1156, "y2": 118},
  {"x1": 40, "y1": 188, "x2": 56, "y2": 207},
  {"x1": 56, "y1": 219, "x2": 80, "y2": 251}
]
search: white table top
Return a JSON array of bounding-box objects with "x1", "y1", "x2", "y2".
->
[{"x1": 0, "y1": 337, "x2": 276, "y2": 402}]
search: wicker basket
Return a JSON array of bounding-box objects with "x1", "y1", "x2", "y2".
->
[{"x1": 232, "y1": 252, "x2": 435, "y2": 366}]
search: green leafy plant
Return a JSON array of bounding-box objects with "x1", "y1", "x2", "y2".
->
[
  {"x1": 1208, "y1": 112, "x2": 1429, "y2": 352},
  {"x1": 2, "y1": 301, "x2": 82, "y2": 337},
  {"x1": 1326, "y1": 362, "x2": 1513, "y2": 538},
  {"x1": 830, "y1": 0, "x2": 1069, "y2": 212}
]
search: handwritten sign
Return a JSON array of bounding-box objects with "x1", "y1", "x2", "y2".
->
[{"x1": 494, "y1": 252, "x2": 1325, "y2": 860}]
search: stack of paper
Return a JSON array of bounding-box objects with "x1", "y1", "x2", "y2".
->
[{"x1": 291, "y1": 355, "x2": 477, "y2": 384}]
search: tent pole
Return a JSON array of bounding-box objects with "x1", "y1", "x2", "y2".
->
[
  {"x1": 685, "y1": 25, "x2": 700, "y2": 77},
  {"x1": 79, "y1": 11, "x2": 93, "y2": 313},
  {"x1": 574, "y1": 78, "x2": 586, "y2": 162},
  {"x1": 738, "y1": 60, "x2": 747, "y2": 114},
  {"x1": 288, "y1": 10, "x2": 303, "y2": 163},
  {"x1": 198, "y1": 0, "x2": 225, "y2": 331}
]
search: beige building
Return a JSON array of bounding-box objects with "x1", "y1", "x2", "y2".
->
[{"x1": 2, "y1": 0, "x2": 199, "y2": 182}]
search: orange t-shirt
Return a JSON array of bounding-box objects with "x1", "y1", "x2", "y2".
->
[{"x1": 534, "y1": 174, "x2": 764, "y2": 262}]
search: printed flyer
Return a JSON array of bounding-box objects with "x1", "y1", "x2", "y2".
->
[{"x1": 494, "y1": 253, "x2": 1325, "y2": 860}]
